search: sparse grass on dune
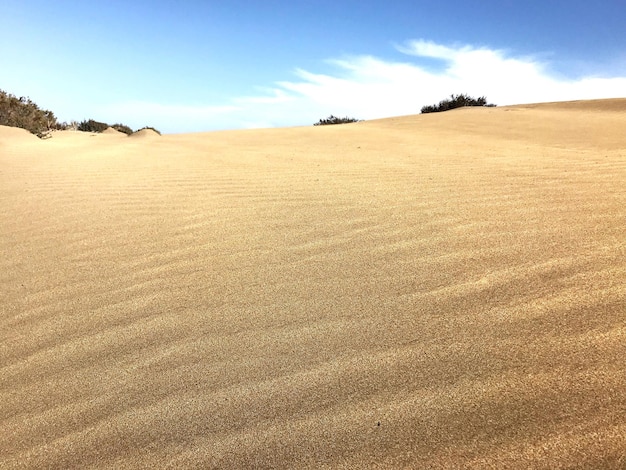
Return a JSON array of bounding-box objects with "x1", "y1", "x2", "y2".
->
[{"x1": 1, "y1": 99, "x2": 625, "y2": 469}]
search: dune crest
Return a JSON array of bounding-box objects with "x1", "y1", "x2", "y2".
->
[
  {"x1": 102, "y1": 127, "x2": 126, "y2": 136},
  {"x1": 1, "y1": 99, "x2": 625, "y2": 468},
  {"x1": 511, "y1": 97, "x2": 626, "y2": 112},
  {"x1": 0, "y1": 124, "x2": 39, "y2": 142},
  {"x1": 129, "y1": 128, "x2": 160, "y2": 138}
]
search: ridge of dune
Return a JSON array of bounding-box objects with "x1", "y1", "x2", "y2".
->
[
  {"x1": 1, "y1": 99, "x2": 625, "y2": 468},
  {"x1": 509, "y1": 97, "x2": 626, "y2": 112},
  {"x1": 361, "y1": 97, "x2": 626, "y2": 152},
  {"x1": 0, "y1": 124, "x2": 39, "y2": 142},
  {"x1": 129, "y1": 128, "x2": 160, "y2": 138},
  {"x1": 102, "y1": 127, "x2": 126, "y2": 136}
]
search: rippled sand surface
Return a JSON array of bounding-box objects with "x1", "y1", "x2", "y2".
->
[{"x1": 2, "y1": 100, "x2": 626, "y2": 468}]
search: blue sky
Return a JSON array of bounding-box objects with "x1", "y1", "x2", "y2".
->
[{"x1": 2, "y1": 0, "x2": 625, "y2": 133}]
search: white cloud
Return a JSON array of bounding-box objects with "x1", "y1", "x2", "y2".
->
[
  {"x1": 100, "y1": 40, "x2": 626, "y2": 133},
  {"x1": 397, "y1": 39, "x2": 465, "y2": 60}
]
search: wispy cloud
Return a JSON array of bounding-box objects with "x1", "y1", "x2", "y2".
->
[{"x1": 100, "y1": 40, "x2": 626, "y2": 133}]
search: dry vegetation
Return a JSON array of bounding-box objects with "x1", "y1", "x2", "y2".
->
[
  {"x1": 0, "y1": 89, "x2": 57, "y2": 138},
  {"x1": 0, "y1": 89, "x2": 159, "y2": 137},
  {"x1": 1, "y1": 99, "x2": 626, "y2": 468}
]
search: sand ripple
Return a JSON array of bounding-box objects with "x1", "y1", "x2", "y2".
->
[{"x1": 2, "y1": 100, "x2": 626, "y2": 468}]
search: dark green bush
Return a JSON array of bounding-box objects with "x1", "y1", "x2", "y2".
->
[
  {"x1": 112, "y1": 123, "x2": 133, "y2": 135},
  {"x1": 0, "y1": 89, "x2": 57, "y2": 138},
  {"x1": 421, "y1": 94, "x2": 495, "y2": 114},
  {"x1": 314, "y1": 115, "x2": 360, "y2": 126},
  {"x1": 77, "y1": 119, "x2": 109, "y2": 133}
]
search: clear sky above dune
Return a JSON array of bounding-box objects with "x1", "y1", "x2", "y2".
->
[{"x1": 2, "y1": 0, "x2": 625, "y2": 133}]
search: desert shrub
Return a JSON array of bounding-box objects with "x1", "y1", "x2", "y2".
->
[
  {"x1": 421, "y1": 94, "x2": 495, "y2": 114},
  {"x1": 0, "y1": 89, "x2": 57, "y2": 138},
  {"x1": 77, "y1": 119, "x2": 109, "y2": 133},
  {"x1": 0, "y1": 88, "x2": 161, "y2": 137},
  {"x1": 52, "y1": 121, "x2": 78, "y2": 131},
  {"x1": 314, "y1": 115, "x2": 360, "y2": 126},
  {"x1": 112, "y1": 123, "x2": 133, "y2": 135},
  {"x1": 135, "y1": 126, "x2": 161, "y2": 135}
]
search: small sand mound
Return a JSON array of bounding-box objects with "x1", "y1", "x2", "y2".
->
[
  {"x1": 0, "y1": 124, "x2": 39, "y2": 142},
  {"x1": 102, "y1": 127, "x2": 126, "y2": 136},
  {"x1": 130, "y1": 128, "x2": 160, "y2": 138}
]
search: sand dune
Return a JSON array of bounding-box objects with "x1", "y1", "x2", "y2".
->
[
  {"x1": 129, "y1": 128, "x2": 161, "y2": 138},
  {"x1": 102, "y1": 127, "x2": 126, "y2": 136},
  {"x1": 1, "y1": 99, "x2": 625, "y2": 468},
  {"x1": 0, "y1": 125, "x2": 39, "y2": 143}
]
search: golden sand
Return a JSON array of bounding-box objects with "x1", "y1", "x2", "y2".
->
[
  {"x1": 102, "y1": 127, "x2": 126, "y2": 136},
  {"x1": 1, "y1": 99, "x2": 625, "y2": 468}
]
